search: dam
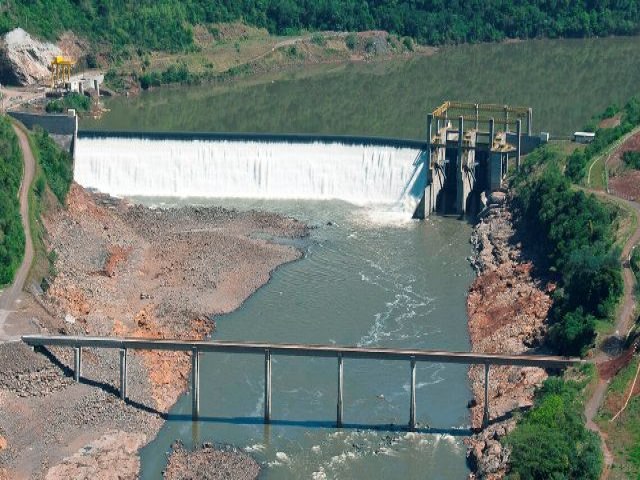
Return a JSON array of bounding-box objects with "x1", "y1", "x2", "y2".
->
[
  {"x1": 66, "y1": 102, "x2": 543, "y2": 478},
  {"x1": 74, "y1": 102, "x2": 540, "y2": 218}
]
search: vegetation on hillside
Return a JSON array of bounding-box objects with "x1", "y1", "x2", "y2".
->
[
  {"x1": 505, "y1": 376, "x2": 602, "y2": 480},
  {"x1": 566, "y1": 96, "x2": 640, "y2": 183},
  {"x1": 0, "y1": 116, "x2": 25, "y2": 285},
  {"x1": 512, "y1": 146, "x2": 622, "y2": 356},
  {"x1": 623, "y1": 151, "x2": 640, "y2": 170},
  {"x1": 45, "y1": 93, "x2": 92, "y2": 114},
  {"x1": 0, "y1": 1, "x2": 638, "y2": 52},
  {"x1": 138, "y1": 63, "x2": 199, "y2": 90},
  {"x1": 32, "y1": 128, "x2": 72, "y2": 203}
]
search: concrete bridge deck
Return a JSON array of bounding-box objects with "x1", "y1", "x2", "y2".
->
[{"x1": 22, "y1": 335, "x2": 582, "y2": 430}]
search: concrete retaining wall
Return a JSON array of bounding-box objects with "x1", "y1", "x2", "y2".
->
[
  {"x1": 8, "y1": 111, "x2": 77, "y2": 135},
  {"x1": 507, "y1": 133, "x2": 541, "y2": 155}
]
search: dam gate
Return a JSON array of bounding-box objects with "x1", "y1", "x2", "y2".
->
[{"x1": 413, "y1": 102, "x2": 541, "y2": 218}]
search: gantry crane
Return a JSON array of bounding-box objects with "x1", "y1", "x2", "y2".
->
[{"x1": 50, "y1": 56, "x2": 76, "y2": 88}]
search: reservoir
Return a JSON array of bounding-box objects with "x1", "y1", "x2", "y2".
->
[{"x1": 82, "y1": 35, "x2": 640, "y2": 478}]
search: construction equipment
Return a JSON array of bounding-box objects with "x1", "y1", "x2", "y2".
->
[{"x1": 50, "y1": 56, "x2": 75, "y2": 88}]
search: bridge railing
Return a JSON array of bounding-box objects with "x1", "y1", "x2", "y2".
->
[{"x1": 22, "y1": 335, "x2": 582, "y2": 430}]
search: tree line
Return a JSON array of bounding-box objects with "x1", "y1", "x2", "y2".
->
[
  {"x1": 511, "y1": 145, "x2": 622, "y2": 356},
  {"x1": 0, "y1": 1, "x2": 638, "y2": 52},
  {"x1": 0, "y1": 116, "x2": 25, "y2": 285}
]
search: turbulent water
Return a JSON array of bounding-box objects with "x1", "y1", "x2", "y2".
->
[{"x1": 75, "y1": 137, "x2": 426, "y2": 215}]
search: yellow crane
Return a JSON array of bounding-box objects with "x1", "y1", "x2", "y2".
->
[{"x1": 50, "y1": 55, "x2": 75, "y2": 88}]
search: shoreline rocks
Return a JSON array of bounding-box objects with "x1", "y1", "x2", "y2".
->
[
  {"x1": 465, "y1": 194, "x2": 552, "y2": 479},
  {"x1": 0, "y1": 184, "x2": 308, "y2": 479},
  {"x1": 163, "y1": 442, "x2": 260, "y2": 480}
]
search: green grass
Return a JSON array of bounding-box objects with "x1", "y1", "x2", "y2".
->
[
  {"x1": 597, "y1": 358, "x2": 640, "y2": 479},
  {"x1": 589, "y1": 155, "x2": 607, "y2": 190},
  {"x1": 45, "y1": 93, "x2": 91, "y2": 114}
]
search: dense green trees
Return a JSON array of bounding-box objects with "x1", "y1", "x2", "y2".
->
[
  {"x1": 45, "y1": 93, "x2": 92, "y2": 114},
  {"x1": 0, "y1": 116, "x2": 25, "y2": 285},
  {"x1": 512, "y1": 148, "x2": 622, "y2": 355},
  {"x1": 505, "y1": 377, "x2": 603, "y2": 479},
  {"x1": 0, "y1": 1, "x2": 638, "y2": 52},
  {"x1": 32, "y1": 128, "x2": 72, "y2": 203},
  {"x1": 623, "y1": 151, "x2": 640, "y2": 170}
]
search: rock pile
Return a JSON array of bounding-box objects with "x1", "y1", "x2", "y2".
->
[
  {"x1": 164, "y1": 442, "x2": 260, "y2": 480},
  {"x1": 0, "y1": 28, "x2": 62, "y2": 86},
  {"x1": 465, "y1": 194, "x2": 553, "y2": 479}
]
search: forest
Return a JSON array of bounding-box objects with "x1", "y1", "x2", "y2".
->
[
  {"x1": 512, "y1": 145, "x2": 622, "y2": 356},
  {"x1": 0, "y1": 1, "x2": 638, "y2": 52},
  {"x1": 504, "y1": 376, "x2": 602, "y2": 480},
  {"x1": 32, "y1": 128, "x2": 73, "y2": 204},
  {"x1": 0, "y1": 116, "x2": 25, "y2": 285}
]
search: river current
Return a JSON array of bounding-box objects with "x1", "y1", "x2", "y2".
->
[{"x1": 135, "y1": 199, "x2": 474, "y2": 479}]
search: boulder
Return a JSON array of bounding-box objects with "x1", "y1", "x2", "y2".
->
[{"x1": 0, "y1": 28, "x2": 62, "y2": 86}]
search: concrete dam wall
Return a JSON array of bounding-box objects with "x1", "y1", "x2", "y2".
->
[{"x1": 75, "y1": 131, "x2": 429, "y2": 217}]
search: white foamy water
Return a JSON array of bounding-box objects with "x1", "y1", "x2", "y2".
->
[{"x1": 74, "y1": 137, "x2": 426, "y2": 215}]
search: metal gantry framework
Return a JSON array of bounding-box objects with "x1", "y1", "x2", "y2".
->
[
  {"x1": 50, "y1": 55, "x2": 75, "y2": 88},
  {"x1": 23, "y1": 335, "x2": 581, "y2": 431},
  {"x1": 432, "y1": 101, "x2": 533, "y2": 135}
]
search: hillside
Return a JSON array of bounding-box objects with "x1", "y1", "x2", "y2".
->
[{"x1": 0, "y1": 0, "x2": 638, "y2": 54}]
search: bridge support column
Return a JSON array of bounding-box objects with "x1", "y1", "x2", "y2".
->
[
  {"x1": 409, "y1": 356, "x2": 416, "y2": 430},
  {"x1": 516, "y1": 119, "x2": 522, "y2": 170},
  {"x1": 192, "y1": 347, "x2": 200, "y2": 420},
  {"x1": 337, "y1": 353, "x2": 344, "y2": 428},
  {"x1": 73, "y1": 347, "x2": 82, "y2": 382},
  {"x1": 483, "y1": 363, "x2": 490, "y2": 428},
  {"x1": 265, "y1": 349, "x2": 272, "y2": 423},
  {"x1": 119, "y1": 348, "x2": 128, "y2": 400}
]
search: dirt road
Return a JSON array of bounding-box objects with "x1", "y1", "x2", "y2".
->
[
  {"x1": 583, "y1": 191, "x2": 640, "y2": 478},
  {"x1": 0, "y1": 124, "x2": 35, "y2": 342}
]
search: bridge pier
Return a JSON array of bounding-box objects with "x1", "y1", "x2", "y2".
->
[
  {"x1": 73, "y1": 347, "x2": 82, "y2": 382},
  {"x1": 409, "y1": 356, "x2": 417, "y2": 430},
  {"x1": 119, "y1": 348, "x2": 128, "y2": 400},
  {"x1": 265, "y1": 349, "x2": 272, "y2": 423},
  {"x1": 483, "y1": 363, "x2": 490, "y2": 428},
  {"x1": 192, "y1": 347, "x2": 200, "y2": 420},
  {"x1": 337, "y1": 353, "x2": 344, "y2": 427}
]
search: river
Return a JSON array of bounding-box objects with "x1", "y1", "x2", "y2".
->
[
  {"x1": 83, "y1": 35, "x2": 640, "y2": 479},
  {"x1": 85, "y1": 36, "x2": 640, "y2": 138}
]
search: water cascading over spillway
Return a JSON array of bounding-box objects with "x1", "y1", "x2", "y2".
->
[{"x1": 74, "y1": 135, "x2": 427, "y2": 215}]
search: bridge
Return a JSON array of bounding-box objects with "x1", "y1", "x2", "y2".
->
[{"x1": 22, "y1": 335, "x2": 581, "y2": 430}]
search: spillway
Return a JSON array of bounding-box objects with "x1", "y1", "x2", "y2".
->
[{"x1": 74, "y1": 134, "x2": 427, "y2": 215}]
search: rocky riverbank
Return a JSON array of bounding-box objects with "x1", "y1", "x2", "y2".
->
[
  {"x1": 0, "y1": 184, "x2": 307, "y2": 478},
  {"x1": 465, "y1": 193, "x2": 553, "y2": 479},
  {"x1": 164, "y1": 442, "x2": 260, "y2": 480}
]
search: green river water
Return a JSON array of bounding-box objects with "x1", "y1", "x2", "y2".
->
[{"x1": 83, "y1": 35, "x2": 640, "y2": 479}]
